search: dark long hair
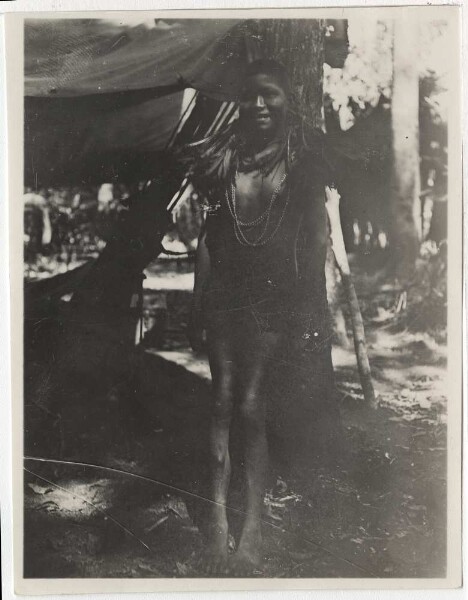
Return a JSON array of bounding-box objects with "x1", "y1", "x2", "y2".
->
[{"x1": 178, "y1": 60, "x2": 335, "y2": 200}]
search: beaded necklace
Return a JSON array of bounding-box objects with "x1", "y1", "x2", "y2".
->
[{"x1": 225, "y1": 171, "x2": 290, "y2": 247}]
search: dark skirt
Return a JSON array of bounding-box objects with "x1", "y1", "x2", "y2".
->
[{"x1": 202, "y1": 276, "x2": 333, "y2": 347}]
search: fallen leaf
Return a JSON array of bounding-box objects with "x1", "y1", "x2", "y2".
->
[
  {"x1": 277, "y1": 494, "x2": 302, "y2": 503},
  {"x1": 138, "y1": 563, "x2": 158, "y2": 574},
  {"x1": 176, "y1": 561, "x2": 190, "y2": 576},
  {"x1": 408, "y1": 504, "x2": 425, "y2": 511},
  {"x1": 36, "y1": 500, "x2": 59, "y2": 512},
  {"x1": 167, "y1": 497, "x2": 190, "y2": 520},
  {"x1": 289, "y1": 550, "x2": 317, "y2": 562},
  {"x1": 418, "y1": 398, "x2": 431, "y2": 410},
  {"x1": 275, "y1": 477, "x2": 288, "y2": 494},
  {"x1": 28, "y1": 483, "x2": 53, "y2": 495},
  {"x1": 145, "y1": 515, "x2": 169, "y2": 533},
  {"x1": 264, "y1": 505, "x2": 283, "y2": 521},
  {"x1": 384, "y1": 566, "x2": 394, "y2": 573}
]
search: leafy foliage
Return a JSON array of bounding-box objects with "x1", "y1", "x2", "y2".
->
[{"x1": 324, "y1": 19, "x2": 449, "y2": 131}]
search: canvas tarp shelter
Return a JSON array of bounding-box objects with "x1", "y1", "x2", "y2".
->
[
  {"x1": 24, "y1": 18, "x2": 349, "y2": 187},
  {"x1": 25, "y1": 18, "x2": 257, "y2": 186}
]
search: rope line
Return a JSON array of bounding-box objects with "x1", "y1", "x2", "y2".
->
[
  {"x1": 24, "y1": 466, "x2": 152, "y2": 553},
  {"x1": 24, "y1": 456, "x2": 376, "y2": 577}
]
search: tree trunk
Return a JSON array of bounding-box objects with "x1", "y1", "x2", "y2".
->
[
  {"x1": 257, "y1": 18, "x2": 349, "y2": 346},
  {"x1": 390, "y1": 19, "x2": 421, "y2": 285},
  {"x1": 256, "y1": 19, "x2": 325, "y2": 128},
  {"x1": 255, "y1": 20, "x2": 349, "y2": 464}
]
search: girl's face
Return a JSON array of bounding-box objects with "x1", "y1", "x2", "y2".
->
[{"x1": 239, "y1": 73, "x2": 288, "y2": 139}]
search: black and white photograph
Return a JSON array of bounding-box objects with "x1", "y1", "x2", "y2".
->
[{"x1": 6, "y1": 5, "x2": 462, "y2": 592}]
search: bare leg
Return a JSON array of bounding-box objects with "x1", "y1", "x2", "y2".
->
[
  {"x1": 229, "y1": 329, "x2": 281, "y2": 576},
  {"x1": 202, "y1": 326, "x2": 235, "y2": 574}
]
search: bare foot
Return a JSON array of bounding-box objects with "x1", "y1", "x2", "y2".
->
[
  {"x1": 228, "y1": 525, "x2": 263, "y2": 576},
  {"x1": 199, "y1": 514, "x2": 229, "y2": 575}
]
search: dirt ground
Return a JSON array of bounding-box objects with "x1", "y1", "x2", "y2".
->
[{"x1": 23, "y1": 294, "x2": 447, "y2": 580}]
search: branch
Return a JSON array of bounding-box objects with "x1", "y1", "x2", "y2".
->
[{"x1": 325, "y1": 186, "x2": 377, "y2": 407}]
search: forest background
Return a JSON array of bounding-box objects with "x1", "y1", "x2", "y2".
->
[{"x1": 19, "y1": 13, "x2": 456, "y2": 581}]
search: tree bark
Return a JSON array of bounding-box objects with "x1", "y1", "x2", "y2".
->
[
  {"x1": 390, "y1": 18, "x2": 421, "y2": 285},
  {"x1": 256, "y1": 19, "x2": 349, "y2": 346},
  {"x1": 253, "y1": 20, "x2": 351, "y2": 462},
  {"x1": 257, "y1": 19, "x2": 376, "y2": 405},
  {"x1": 256, "y1": 19, "x2": 325, "y2": 128}
]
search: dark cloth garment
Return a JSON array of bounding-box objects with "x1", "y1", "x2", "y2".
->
[
  {"x1": 201, "y1": 155, "x2": 342, "y2": 464},
  {"x1": 201, "y1": 155, "x2": 333, "y2": 347},
  {"x1": 266, "y1": 340, "x2": 343, "y2": 469}
]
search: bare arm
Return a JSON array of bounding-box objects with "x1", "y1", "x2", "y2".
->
[
  {"x1": 193, "y1": 221, "x2": 211, "y2": 307},
  {"x1": 189, "y1": 220, "x2": 210, "y2": 351}
]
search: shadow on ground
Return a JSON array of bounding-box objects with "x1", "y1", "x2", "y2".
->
[{"x1": 23, "y1": 316, "x2": 447, "y2": 579}]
